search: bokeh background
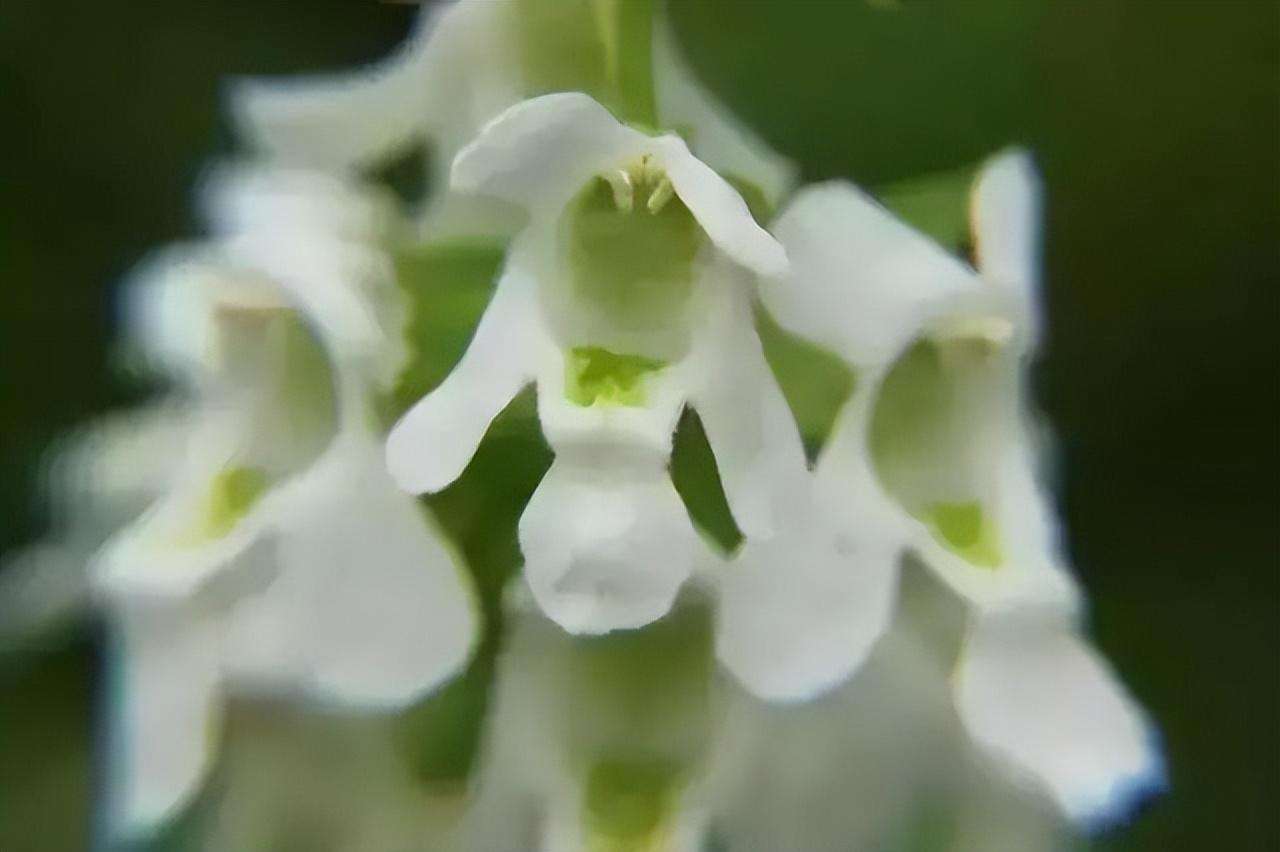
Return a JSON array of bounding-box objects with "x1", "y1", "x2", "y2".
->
[{"x1": 1, "y1": 0, "x2": 1275, "y2": 849}]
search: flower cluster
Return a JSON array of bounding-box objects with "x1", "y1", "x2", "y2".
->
[{"x1": 3, "y1": 1, "x2": 1163, "y2": 848}]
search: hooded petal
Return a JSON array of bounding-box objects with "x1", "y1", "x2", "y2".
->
[
  {"x1": 765, "y1": 180, "x2": 985, "y2": 367},
  {"x1": 954, "y1": 613, "x2": 1165, "y2": 826},
  {"x1": 518, "y1": 455, "x2": 699, "y2": 634},
  {"x1": 386, "y1": 262, "x2": 543, "y2": 494},
  {"x1": 452, "y1": 92, "x2": 640, "y2": 214},
  {"x1": 104, "y1": 596, "x2": 225, "y2": 835},
  {"x1": 234, "y1": 433, "x2": 478, "y2": 707}
]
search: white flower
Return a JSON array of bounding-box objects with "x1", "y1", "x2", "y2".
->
[
  {"x1": 229, "y1": 0, "x2": 795, "y2": 228},
  {"x1": 717, "y1": 150, "x2": 1164, "y2": 825},
  {"x1": 92, "y1": 166, "x2": 478, "y2": 835},
  {"x1": 386, "y1": 92, "x2": 807, "y2": 635},
  {"x1": 711, "y1": 566, "x2": 1073, "y2": 852},
  {"x1": 463, "y1": 606, "x2": 716, "y2": 852}
]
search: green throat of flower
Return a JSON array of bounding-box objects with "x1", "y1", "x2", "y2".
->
[
  {"x1": 566, "y1": 346, "x2": 666, "y2": 408},
  {"x1": 563, "y1": 156, "x2": 705, "y2": 332},
  {"x1": 583, "y1": 757, "x2": 683, "y2": 852},
  {"x1": 181, "y1": 465, "x2": 270, "y2": 545},
  {"x1": 870, "y1": 332, "x2": 1010, "y2": 570}
]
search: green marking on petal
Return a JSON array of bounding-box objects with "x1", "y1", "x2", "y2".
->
[
  {"x1": 566, "y1": 346, "x2": 666, "y2": 407},
  {"x1": 563, "y1": 159, "x2": 705, "y2": 331},
  {"x1": 584, "y1": 757, "x2": 681, "y2": 851},
  {"x1": 187, "y1": 466, "x2": 269, "y2": 543},
  {"x1": 923, "y1": 501, "x2": 1002, "y2": 569}
]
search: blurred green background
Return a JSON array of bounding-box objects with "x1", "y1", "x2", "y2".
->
[{"x1": 0, "y1": 0, "x2": 1275, "y2": 849}]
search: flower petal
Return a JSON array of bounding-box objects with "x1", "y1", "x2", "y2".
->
[
  {"x1": 687, "y1": 273, "x2": 808, "y2": 539},
  {"x1": 971, "y1": 149, "x2": 1041, "y2": 298},
  {"x1": 653, "y1": 134, "x2": 788, "y2": 278},
  {"x1": 765, "y1": 180, "x2": 983, "y2": 367},
  {"x1": 518, "y1": 456, "x2": 698, "y2": 634},
  {"x1": 386, "y1": 262, "x2": 542, "y2": 493},
  {"x1": 227, "y1": 0, "x2": 516, "y2": 173},
  {"x1": 452, "y1": 92, "x2": 640, "y2": 214},
  {"x1": 715, "y1": 518, "x2": 899, "y2": 703},
  {"x1": 254, "y1": 434, "x2": 478, "y2": 707},
  {"x1": 954, "y1": 613, "x2": 1166, "y2": 826},
  {"x1": 104, "y1": 597, "x2": 224, "y2": 835}
]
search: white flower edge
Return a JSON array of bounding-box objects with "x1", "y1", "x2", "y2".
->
[{"x1": 95, "y1": 167, "x2": 481, "y2": 835}]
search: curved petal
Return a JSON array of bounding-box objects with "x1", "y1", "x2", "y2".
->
[
  {"x1": 104, "y1": 597, "x2": 225, "y2": 835},
  {"x1": 765, "y1": 180, "x2": 984, "y2": 367},
  {"x1": 386, "y1": 261, "x2": 541, "y2": 493},
  {"x1": 452, "y1": 92, "x2": 640, "y2": 214},
  {"x1": 384, "y1": 263, "x2": 540, "y2": 493},
  {"x1": 652, "y1": 134, "x2": 788, "y2": 278},
  {"x1": 971, "y1": 149, "x2": 1041, "y2": 298},
  {"x1": 954, "y1": 613, "x2": 1166, "y2": 826},
  {"x1": 687, "y1": 273, "x2": 808, "y2": 539},
  {"x1": 227, "y1": 0, "x2": 516, "y2": 173},
  {"x1": 251, "y1": 433, "x2": 479, "y2": 707},
  {"x1": 652, "y1": 14, "x2": 797, "y2": 211},
  {"x1": 519, "y1": 456, "x2": 699, "y2": 634},
  {"x1": 715, "y1": 517, "x2": 899, "y2": 703}
]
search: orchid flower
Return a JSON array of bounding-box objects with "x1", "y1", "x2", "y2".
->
[
  {"x1": 717, "y1": 150, "x2": 1164, "y2": 826},
  {"x1": 92, "y1": 166, "x2": 478, "y2": 834},
  {"x1": 712, "y1": 565, "x2": 1072, "y2": 852},
  {"x1": 230, "y1": 0, "x2": 795, "y2": 230},
  {"x1": 385, "y1": 92, "x2": 807, "y2": 635},
  {"x1": 463, "y1": 606, "x2": 717, "y2": 852}
]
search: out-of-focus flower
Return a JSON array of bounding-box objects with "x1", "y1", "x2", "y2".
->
[
  {"x1": 463, "y1": 601, "x2": 718, "y2": 852},
  {"x1": 385, "y1": 92, "x2": 803, "y2": 635},
  {"x1": 93, "y1": 166, "x2": 478, "y2": 835},
  {"x1": 718, "y1": 150, "x2": 1163, "y2": 825},
  {"x1": 711, "y1": 564, "x2": 1072, "y2": 852},
  {"x1": 230, "y1": 0, "x2": 795, "y2": 223}
]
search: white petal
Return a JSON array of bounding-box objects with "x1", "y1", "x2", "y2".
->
[
  {"x1": 687, "y1": 274, "x2": 807, "y2": 539},
  {"x1": 260, "y1": 434, "x2": 478, "y2": 707},
  {"x1": 971, "y1": 149, "x2": 1041, "y2": 298},
  {"x1": 452, "y1": 93, "x2": 641, "y2": 214},
  {"x1": 518, "y1": 456, "x2": 699, "y2": 634},
  {"x1": 201, "y1": 165, "x2": 394, "y2": 242},
  {"x1": 104, "y1": 597, "x2": 224, "y2": 835},
  {"x1": 652, "y1": 134, "x2": 788, "y2": 278},
  {"x1": 766, "y1": 180, "x2": 985, "y2": 367},
  {"x1": 715, "y1": 517, "x2": 899, "y2": 703},
  {"x1": 227, "y1": 0, "x2": 516, "y2": 173},
  {"x1": 386, "y1": 262, "x2": 541, "y2": 493},
  {"x1": 954, "y1": 613, "x2": 1165, "y2": 826},
  {"x1": 652, "y1": 15, "x2": 797, "y2": 210}
]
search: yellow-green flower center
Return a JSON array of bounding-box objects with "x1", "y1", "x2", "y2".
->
[{"x1": 566, "y1": 346, "x2": 666, "y2": 408}]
